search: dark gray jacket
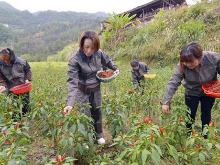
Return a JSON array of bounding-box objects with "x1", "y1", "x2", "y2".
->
[
  {"x1": 131, "y1": 62, "x2": 150, "y2": 85},
  {"x1": 162, "y1": 51, "x2": 220, "y2": 105},
  {"x1": 0, "y1": 57, "x2": 32, "y2": 90},
  {"x1": 66, "y1": 49, "x2": 119, "y2": 106}
]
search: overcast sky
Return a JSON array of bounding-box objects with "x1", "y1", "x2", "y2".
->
[{"x1": 1, "y1": 0, "x2": 200, "y2": 13}]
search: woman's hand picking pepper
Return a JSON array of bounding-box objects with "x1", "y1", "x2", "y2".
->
[
  {"x1": 115, "y1": 69, "x2": 120, "y2": 75},
  {"x1": 162, "y1": 105, "x2": 170, "y2": 114},
  {"x1": 64, "y1": 106, "x2": 73, "y2": 116},
  {"x1": 0, "y1": 86, "x2": 6, "y2": 93}
]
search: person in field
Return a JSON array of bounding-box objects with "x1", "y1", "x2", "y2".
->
[
  {"x1": 161, "y1": 42, "x2": 220, "y2": 138},
  {"x1": 64, "y1": 31, "x2": 119, "y2": 145},
  {"x1": 130, "y1": 60, "x2": 150, "y2": 88},
  {"x1": 0, "y1": 48, "x2": 32, "y2": 118}
]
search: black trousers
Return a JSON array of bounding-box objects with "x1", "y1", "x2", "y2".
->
[{"x1": 185, "y1": 94, "x2": 215, "y2": 131}]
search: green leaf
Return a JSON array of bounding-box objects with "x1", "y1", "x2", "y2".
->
[
  {"x1": 199, "y1": 152, "x2": 205, "y2": 162},
  {"x1": 7, "y1": 160, "x2": 17, "y2": 165},
  {"x1": 142, "y1": 149, "x2": 150, "y2": 165},
  {"x1": 40, "y1": 107, "x2": 47, "y2": 116},
  {"x1": 207, "y1": 143, "x2": 212, "y2": 151},
  {"x1": 130, "y1": 163, "x2": 139, "y2": 165},
  {"x1": 151, "y1": 148, "x2": 160, "y2": 165},
  {"x1": 115, "y1": 150, "x2": 127, "y2": 162},
  {"x1": 215, "y1": 144, "x2": 220, "y2": 150},
  {"x1": 168, "y1": 144, "x2": 179, "y2": 164},
  {"x1": 69, "y1": 124, "x2": 76, "y2": 134},
  {"x1": 77, "y1": 143, "x2": 83, "y2": 155},
  {"x1": 192, "y1": 157, "x2": 198, "y2": 165}
]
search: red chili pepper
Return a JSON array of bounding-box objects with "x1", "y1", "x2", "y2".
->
[
  {"x1": 144, "y1": 116, "x2": 153, "y2": 123},
  {"x1": 4, "y1": 140, "x2": 11, "y2": 145},
  {"x1": 58, "y1": 121, "x2": 63, "y2": 126},
  {"x1": 213, "y1": 134, "x2": 218, "y2": 139},
  {"x1": 191, "y1": 129, "x2": 194, "y2": 135},
  {"x1": 150, "y1": 134, "x2": 154, "y2": 140},
  {"x1": 61, "y1": 130, "x2": 67, "y2": 135},
  {"x1": 9, "y1": 107, "x2": 12, "y2": 110},
  {"x1": 58, "y1": 136, "x2": 61, "y2": 141},
  {"x1": 61, "y1": 111, "x2": 67, "y2": 115},
  {"x1": 198, "y1": 145, "x2": 202, "y2": 151},
  {"x1": 120, "y1": 132, "x2": 123, "y2": 136},
  {"x1": 130, "y1": 143, "x2": 135, "y2": 146},
  {"x1": 56, "y1": 156, "x2": 61, "y2": 164},
  {"x1": 38, "y1": 101, "x2": 43, "y2": 106},
  {"x1": 135, "y1": 122, "x2": 142, "y2": 126},
  {"x1": 209, "y1": 121, "x2": 215, "y2": 126},
  {"x1": 15, "y1": 123, "x2": 19, "y2": 130},
  {"x1": 135, "y1": 110, "x2": 137, "y2": 114},
  {"x1": 182, "y1": 149, "x2": 185, "y2": 152},
  {"x1": 134, "y1": 138, "x2": 139, "y2": 142},
  {"x1": 61, "y1": 153, "x2": 66, "y2": 160},
  {"x1": 179, "y1": 117, "x2": 183, "y2": 122},
  {"x1": 50, "y1": 142, "x2": 53, "y2": 147},
  {"x1": 159, "y1": 127, "x2": 164, "y2": 135},
  {"x1": 5, "y1": 116, "x2": 9, "y2": 119}
]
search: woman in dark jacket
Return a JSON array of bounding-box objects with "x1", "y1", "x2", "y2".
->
[
  {"x1": 64, "y1": 31, "x2": 119, "y2": 145},
  {"x1": 0, "y1": 48, "x2": 32, "y2": 117},
  {"x1": 161, "y1": 42, "x2": 220, "y2": 138}
]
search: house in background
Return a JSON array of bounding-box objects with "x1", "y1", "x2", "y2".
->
[{"x1": 100, "y1": 0, "x2": 186, "y2": 33}]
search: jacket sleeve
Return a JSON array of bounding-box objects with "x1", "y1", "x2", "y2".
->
[
  {"x1": 66, "y1": 57, "x2": 79, "y2": 107},
  {"x1": 100, "y1": 50, "x2": 119, "y2": 71},
  {"x1": 131, "y1": 71, "x2": 139, "y2": 85},
  {"x1": 145, "y1": 64, "x2": 150, "y2": 74},
  {"x1": 213, "y1": 52, "x2": 220, "y2": 74},
  {"x1": 0, "y1": 70, "x2": 6, "y2": 87},
  {"x1": 161, "y1": 64, "x2": 184, "y2": 105},
  {"x1": 24, "y1": 61, "x2": 32, "y2": 81}
]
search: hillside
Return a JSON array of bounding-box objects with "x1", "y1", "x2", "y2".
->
[
  {"x1": 103, "y1": 0, "x2": 220, "y2": 65},
  {"x1": 49, "y1": 1, "x2": 220, "y2": 64},
  {"x1": 0, "y1": 2, "x2": 107, "y2": 61}
]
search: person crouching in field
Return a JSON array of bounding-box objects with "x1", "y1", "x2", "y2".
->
[
  {"x1": 0, "y1": 48, "x2": 32, "y2": 119},
  {"x1": 64, "y1": 31, "x2": 119, "y2": 145},
  {"x1": 130, "y1": 60, "x2": 150, "y2": 91},
  {"x1": 161, "y1": 42, "x2": 220, "y2": 139}
]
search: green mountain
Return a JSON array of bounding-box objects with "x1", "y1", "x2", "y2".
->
[
  {"x1": 0, "y1": 2, "x2": 106, "y2": 61},
  {"x1": 0, "y1": 1, "x2": 19, "y2": 11},
  {"x1": 50, "y1": 0, "x2": 220, "y2": 64}
]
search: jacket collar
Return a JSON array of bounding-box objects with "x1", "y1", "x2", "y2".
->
[
  {"x1": 79, "y1": 49, "x2": 98, "y2": 62},
  {"x1": 0, "y1": 57, "x2": 20, "y2": 66},
  {"x1": 200, "y1": 55, "x2": 209, "y2": 66}
]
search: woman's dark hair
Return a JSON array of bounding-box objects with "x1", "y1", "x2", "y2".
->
[
  {"x1": 179, "y1": 42, "x2": 203, "y2": 73},
  {"x1": 79, "y1": 31, "x2": 100, "y2": 53},
  {"x1": 0, "y1": 48, "x2": 16, "y2": 64}
]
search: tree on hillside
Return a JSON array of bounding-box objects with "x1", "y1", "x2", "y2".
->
[
  {"x1": 103, "y1": 12, "x2": 136, "y2": 46},
  {"x1": 0, "y1": 23, "x2": 12, "y2": 44}
]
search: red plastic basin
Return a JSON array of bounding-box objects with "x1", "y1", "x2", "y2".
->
[{"x1": 10, "y1": 82, "x2": 32, "y2": 95}]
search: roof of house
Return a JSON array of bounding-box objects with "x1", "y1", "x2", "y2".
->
[
  {"x1": 121, "y1": 0, "x2": 186, "y2": 16},
  {"x1": 101, "y1": 0, "x2": 186, "y2": 23}
]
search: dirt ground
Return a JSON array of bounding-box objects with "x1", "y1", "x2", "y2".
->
[{"x1": 27, "y1": 122, "x2": 116, "y2": 165}]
